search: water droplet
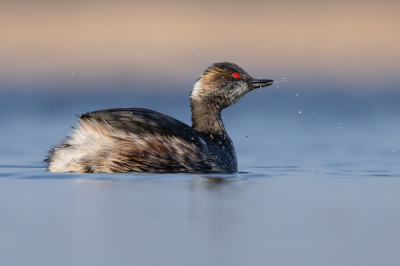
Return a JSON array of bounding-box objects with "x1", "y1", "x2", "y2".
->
[
  {"x1": 296, "y1": 94, "x2": 299, "y2": 96},
  {"x1": 246, "y1": 136, "x2": 249, "y2": 140},
  {"x1": 299, "y1": 111, "x2": 302, "y2": 114}
]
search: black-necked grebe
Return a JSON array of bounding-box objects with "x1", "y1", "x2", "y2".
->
[{"x1": 45, "y1": 62, "x2": 273, "y2": 173}]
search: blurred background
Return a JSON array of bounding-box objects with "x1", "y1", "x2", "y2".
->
[
  {"x1": 1, "y1": 0, "x2": 399, "y2": 94},
  {"x1": 0, "y1": 0, "x2": 399, "y2": 168}
]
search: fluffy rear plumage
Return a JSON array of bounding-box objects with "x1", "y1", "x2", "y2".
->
[{"x1": 46, "y1": 118, "x2": 218, "y2": 173}]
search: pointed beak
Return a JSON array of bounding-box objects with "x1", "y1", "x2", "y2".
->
[{"x1": 250, "y1": 79, "x2": 274, "y2": 89}]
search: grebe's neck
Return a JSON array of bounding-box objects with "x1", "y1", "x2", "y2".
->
[{"x1": 190, "y1": 99, "x2": 227, "y2": 138}]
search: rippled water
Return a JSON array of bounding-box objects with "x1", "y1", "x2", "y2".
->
[{"x1": 1, "y1": 91, "x2": 400, "y2": 265}]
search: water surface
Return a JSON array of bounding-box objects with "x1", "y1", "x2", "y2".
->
[{"x1": 1, "y1": 91, "x2": 399, "y2": 266}]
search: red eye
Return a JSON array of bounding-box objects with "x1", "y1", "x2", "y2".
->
[{"x1": 232, "y1": 72, "x2": 240, "y2": 79}]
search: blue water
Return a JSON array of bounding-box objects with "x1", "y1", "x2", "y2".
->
[{"x1": 1, "y1": 89, "x2": 400, "y2": 265}]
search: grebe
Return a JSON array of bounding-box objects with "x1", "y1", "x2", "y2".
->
[{"x1": 45, "y1": 62, "x2": 273, "y2": 173}]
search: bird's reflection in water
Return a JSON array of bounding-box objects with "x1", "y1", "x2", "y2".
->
[{"x1": 190, "y1": 174, "x2": 242, "y2": 191}]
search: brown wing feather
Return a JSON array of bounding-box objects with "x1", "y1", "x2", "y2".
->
[{"x1": 79, "y1": 108, "x2": 211, "y2": 149}]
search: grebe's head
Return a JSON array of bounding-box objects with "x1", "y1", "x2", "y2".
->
[{"x1": 190, "y1": 62, "x2": 273, "y2": 109}]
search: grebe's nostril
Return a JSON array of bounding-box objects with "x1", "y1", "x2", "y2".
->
[{"x1": 250, "y1": 79, "x2": 274, "y2": 89}]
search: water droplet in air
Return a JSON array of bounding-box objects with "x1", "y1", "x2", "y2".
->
[
  {"x1": 246, "y1": 136, "x2": 249, "y2": 140},
  {"x1": 299, "y1": 111, "x2": 302, "y2": 113},
  {"x1": 296, "y1": 94, "x2": 298, "y2": 96}
]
